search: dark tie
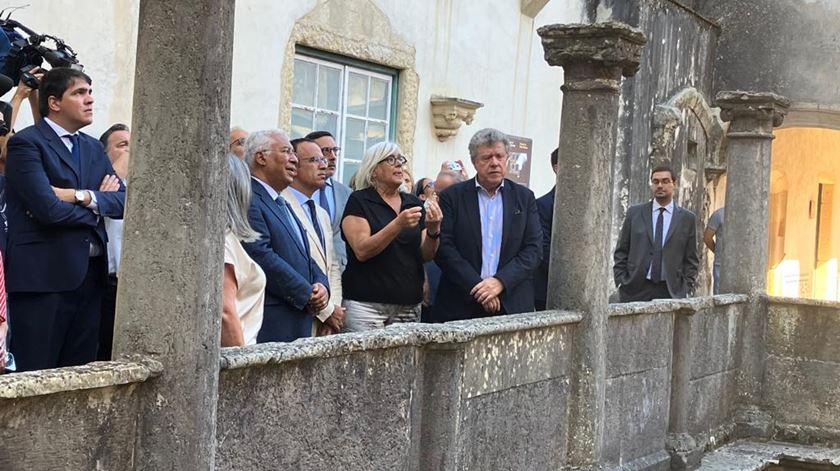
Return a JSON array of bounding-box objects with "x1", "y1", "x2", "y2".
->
[
  {"x1": 68, "y1": 134, "x2": 81, "y2": 173},
  {"x1": 306, "y1": 200, "x2": 326, "y2": 252},
  {"x1": 274, "y1": 196, "x2": 305, "y2": 249},
  {"x1": 650, "y1": 207, "x2": 665, "y2": 282},
  {"x1": 319, "y1": 182, "x2": 333, "y2": 221}
]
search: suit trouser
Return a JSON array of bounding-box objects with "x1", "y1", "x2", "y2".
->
[
  {"x1": 97, "y1": 274, "x2": 118, "y2": 361},
  {"x1": 619, "y1": 279, "x2": 671, "y2": 303},
  {"x1": 8, "y1": 256, "x2": 106, "y2": 372}
]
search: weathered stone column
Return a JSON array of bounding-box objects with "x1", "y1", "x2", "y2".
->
[
  {"x1": 538, "y1": 23, "x2": 645, "y2": 466},
  {"x1": 716, "y1": 92, "x2": 789, "y2": 435},
  {"x1": 716, "y1": 91, "x2": 790, "y2": 295},
  {"x1": 112, "y1": 1, "x2": 234, "y2": 469}
]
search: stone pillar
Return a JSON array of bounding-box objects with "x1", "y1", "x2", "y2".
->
[
  {"x1": 538, "y1": 22, "x2": 645, "y2": 466},
  {"x1": 716, "y1": 91, "x2": 790, "y2": 296},
  {"x1": 715, "y1": 91, "x2": 789, "y2": 429},
  {"x1": 111, "y1": 1, "x2": 234, "y2": 469}
]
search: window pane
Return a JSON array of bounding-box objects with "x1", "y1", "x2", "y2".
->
[
  {"x1": 291, "y1": 107, "x2": 313, "y2": 139},
  {"x1": 344, "y1": 117, "x2": 367, "y2": 162},
  {"x1": 318, "y1": 66, "x2": 342, "y2": 112},
  {"x1": 292, "y1": 59, "x2": 317, "y2": 107},
  {"x1": 367, "y1": 121, "x2": 386, "y2": 146},
  {"x1": 347, "y1": 72, "x2": 368, "y2": 116},
  {"x1": 341, "y1": 160, "x2": 361, "y2": 187},
  {"x1": 314, "y1": 112, "x2": 338, "y2": 137},
  {"x1": 369, "y1": 78, "x2": 389, "y2": 120}
]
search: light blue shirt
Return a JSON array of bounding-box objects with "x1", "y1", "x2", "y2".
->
[
  {"x1": 477, "y1": 180, "x2": 504, "y2": 278},
  {"x1": 252, "y1": 177, "x2": 306, "y2": 248},
  {"x1": 647, "y1": 200, "x2": 674, "y2": 280},
  {"x1": 314, "y1": 177, "x2": 336, "y2": 223}
]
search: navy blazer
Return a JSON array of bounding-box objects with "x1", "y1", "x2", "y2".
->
[
  {"x1": 4, "y1": 119, "x2": 125, "y2": 293},
  {"x1": 434, "y1": 178, "x2": 542, "y2": 322},
  {"x1": 534, "y1": 186, "x2": 554, "y2": 308},
  {"x1": 243, "y1": 179, "x2": 329, "y2": 342}
]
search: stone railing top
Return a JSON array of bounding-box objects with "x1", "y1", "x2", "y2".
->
[
  {"x1": 220, "y1": 310, "x2": 583, "y2": 370},
  {"x1": 765, "y1": 295, "x2": 840, "y2": 310},
  {"x1": 715, "y1": 90, "x2": 791, "y2": 126},
  {"x1": 538, "y1": 21, "x2": 646, "y2": 76},
  {"x1": 0, "y1": 356, "x2": 163, "y2": 399},
  {"x1": 609, "y1": 294, "x2": 750, "y2": 317}
]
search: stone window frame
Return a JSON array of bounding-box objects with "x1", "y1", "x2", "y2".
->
[
  {"x1": 279, "y1": 16, "x2": 419, "y2": 166},
  {"x1": 290, "y1": 49, "x2": 399, "y2": 186}
]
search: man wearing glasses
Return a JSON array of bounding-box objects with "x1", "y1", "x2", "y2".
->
[
  {"x1": 306, "y1": 131, "x2": 352, "y2": 271},
  {"x1": 229, "y1": 126, "x2": 248, "y2": 159},
  {"x1": 434, "y1": 128, "x2": 542, "y2": 321},
  {"x1": 613, "y1": 165, "x2": 699, "y2": 302},
  {"x1": 282, "y1": 138, "x2": 345, "y2": 336},
  {"x1": 242, "y1": 129, "x2": 330, "y2": 342}
]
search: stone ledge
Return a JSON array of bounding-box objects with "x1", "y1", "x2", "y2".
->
[
  {"x1": 697, "y1": 440, "x2": 840, "y2": 471},
  {"x1": 0, "y1": 356, "x2": 163, "y2": 399},
  {"x1": 608, "y1": 295, "x2": 749, "y2": 317},
  {"x1": 765, "y1": 296, "x2": 840, "y2": 310},
  {"x1": 220, "y1": 310, "x2": 583, "y2": 370}
]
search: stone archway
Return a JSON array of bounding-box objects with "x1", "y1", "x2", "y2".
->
[{"x1": 279, "y1": 0, "x2": 420, "y2": 156}]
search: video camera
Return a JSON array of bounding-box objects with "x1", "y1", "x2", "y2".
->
[{"x1": 0, "y1": 10, "x2": 84, "y2": 135}]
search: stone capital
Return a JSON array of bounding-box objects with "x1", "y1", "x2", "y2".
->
[
  {"x1": 430, "y1": 96, "x2": 483, "y2": 142},
  {"x1": 538, "y1": 22, "x2": 646, "y2": 83},
  {"x1": 715, "y1": 91, "x2": 791, "y2": 130}
]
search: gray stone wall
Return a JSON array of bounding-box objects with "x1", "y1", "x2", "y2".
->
[
  {"x1": 699, "y1": 0, "x2": 840, "y2": 109},
  {"x1": 214, "y1": 312, "x2": 580, "y2": 471},
  {"x1": 765, "y1": 297, "x2": 840, "y2": 445}
]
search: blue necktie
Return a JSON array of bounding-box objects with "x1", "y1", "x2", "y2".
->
[
  {"x1": 650, "y1": 207, "x2": 665, "y2": 282},
  {"x1": 275, "y1": 196, "x2": 306, "y2": 249},
  {"x1": 306, "y1": 199, "x2": 326, "y2": 252},
  {"x1": 67, "y1": 134, "x2": 81, "y2": 173}
]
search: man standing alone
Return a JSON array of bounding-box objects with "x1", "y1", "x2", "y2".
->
[{"x1": 613, "y1": 165, "x2": 699, "y2": 302}]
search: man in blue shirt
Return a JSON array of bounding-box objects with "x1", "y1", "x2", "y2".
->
[{"x1": 434, "y1": 128, "x2": 542, "y2": 321}]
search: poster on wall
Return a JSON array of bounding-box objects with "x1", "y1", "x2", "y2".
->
[{"x1": 505, "y1": 134, "x2": 532, "y2": 188}]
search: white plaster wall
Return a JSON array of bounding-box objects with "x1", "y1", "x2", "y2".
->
[
  {"x1": 2, "y1": 0, "x2": 582, "y2": 196},
  {"x1": 0, "y1": 0, "x2": 139, "y2": 138}
]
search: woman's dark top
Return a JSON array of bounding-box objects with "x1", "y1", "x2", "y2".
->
[{"x1": 341, "y1": 187, "x2": 425, "y2": 305}]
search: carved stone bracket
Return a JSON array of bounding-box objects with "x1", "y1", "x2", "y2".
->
[
  {"x1": 430, "y1": 96, "x2": 484, "y2": 142},
  {"x1": 715, "y1": 91, "x2": 791, "y2": 138},
  {"x1": 651, "y1": 87, "x2": 725, "y2": 169},
  {"x1": 537, "y1": 22, "x2": 646, "y2": 89}
]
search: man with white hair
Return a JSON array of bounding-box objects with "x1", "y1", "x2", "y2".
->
[{"x1": 242, "y1": 129, "x2": 330, "y2": 342}]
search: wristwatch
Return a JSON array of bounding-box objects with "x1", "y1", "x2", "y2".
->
[
  {"x1": 427, "y1": 230, "x2": 441, "y2": 240},
  {"x1": 74, "y1": 190, "x2": 86, "y2": 205}
]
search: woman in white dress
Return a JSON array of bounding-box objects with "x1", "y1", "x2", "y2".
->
[{"x1": 222, "y1": 154, "x2": 266, "y2": 346}]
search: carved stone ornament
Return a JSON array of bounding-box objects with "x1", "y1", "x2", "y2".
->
[
  {"x1": 430, "y1": 96, "x2": 484, "y2": 142},
  {"x1": 651, "y1": 87, "x2": 724, "y2": 168},
  {"x1": 715, "y1": 91, "x2": 791, "y2": 128},
  {"x1": 537, "y1": 22, "x2": 647, "y2": 77}
]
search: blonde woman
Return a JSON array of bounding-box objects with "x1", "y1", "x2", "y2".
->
[
  {"x1": 340, "y1": 142, "x2": 442, "y2": 331},
  {"x1": 222, "y1": 154, "x2": 265, "y2": 346}
]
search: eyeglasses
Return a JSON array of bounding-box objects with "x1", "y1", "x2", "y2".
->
[
  {"x1": 300, "y1": 156, "x2": 329, "y2": 165},
  {"x1": 321, "y1": 146, "x2": 341, "y2": 155},
  {"x1": 259, "y1": 147, "x2": 295, "y2": 156},
  {"x1": 230, "y1": 137, "x2": 246, "y2": 148},
  {"x1": 380, "y1": 154, "x2": 407, "y2": 167}
]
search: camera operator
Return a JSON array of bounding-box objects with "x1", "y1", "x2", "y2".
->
[{"x1": 0, "y1": 68, "x2": 42, "y2": 174}]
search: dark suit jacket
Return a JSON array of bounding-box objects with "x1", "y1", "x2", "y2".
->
[
  {"x1": 434, "y1": 178, "x2": 542, "y2": 322},
  {"x1": 613, "y1": 201, "x2": 699, "y2": 299},
  {"x1": 4, "y1": 119, "x2": 125, "y2": 293},
  {"x1": 329, "y1": 178, "x2": 352, "y2": 271},
  {"x1": 243, "y1": 179, "x2": 329, "y2": 342},
  {"x1": 534, "y1": 186, "x2": 554, "y2": 308}
]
